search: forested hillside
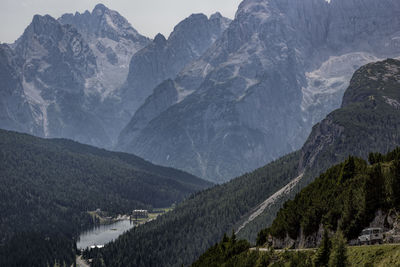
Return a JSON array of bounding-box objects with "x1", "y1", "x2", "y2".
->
[
  {"x1": 263, "y1": 149, "x2": 400, "y2": 247},
  {"x1": 193, "y1": 148, "x2": 400, "y2": 266},
  {"x1": 0, "y1": 129, "x2": 210, "y2": 266}
]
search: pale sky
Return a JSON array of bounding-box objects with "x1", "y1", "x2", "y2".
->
[{"x1": 0, "y1": 0, "x2": 242, "y2": 43}]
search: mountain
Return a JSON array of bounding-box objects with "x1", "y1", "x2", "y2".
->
[
  {"x1": 117, "y1": 13, "x2": 231, "y2": 119},
  {"x1": 117, "y1": 0, "x2": 400, "y2": 183},
  {"x1": 58, "y1": 4, "x2": 151, "y2": 142},
  {"x1": 0, "y1": 4, "x2": 151, "y2": 148},
  {"x1": 59, "y1": 3, "x2": 150, "y2": 98},
  {"x1": 6, "y1": 14, "x2": 113, "y2": 147},
  {"x1": 0, "y1": 12, "x2": 124, "y2": 147},
  {"x1": 90, "y1": 59, "x2": 400, "y2": 266},
  {"x1": 0, "y1": 5, "x2": 231, "y2": 148},
  {"x1": 0, "y1": 129, "x2": 211, "y2": 265}
]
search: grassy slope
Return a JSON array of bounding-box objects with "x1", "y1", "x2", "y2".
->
[
  {"x1": 348, "y1": 244, "x2": 400, "y2": 266},
  {"x1": 193, "y1": 235, "x2": 400, "y2": 267}
]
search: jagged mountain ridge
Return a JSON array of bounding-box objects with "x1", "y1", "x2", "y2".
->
[
  {"x1": 3, "y1": 14, "x2": 112, "y2": 147},
  {"x1": 118, "y1": 0, "x2": 400, "y2": 182}
]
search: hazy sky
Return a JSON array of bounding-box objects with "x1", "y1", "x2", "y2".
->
[{"x1": 0, "y1": 0, "x2": 242, "y2": 43}]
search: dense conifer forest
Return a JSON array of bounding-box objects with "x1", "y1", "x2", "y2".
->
[{"x1": 261, "y1": 148, "x2": 400, "y2": 246}]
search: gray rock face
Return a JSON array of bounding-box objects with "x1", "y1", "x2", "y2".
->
[
  {"x1": 59, "y1": 4, "x2": 150, "y2": 97},
  {"x1": 118, "y1": 79, "x2": 179, "y2": 148},
  {"x1": 0, "y1": 44, "x2": 37, "y2": 134},
  {"x1": 119, "y1": 13, "x2": 231, "y2": 119},
  {"x1": 118, "y1": 0, "x2": 400, "y2": 183},
  {"x1": 58, "y1": 4, "x2": 151, "y2": 143},
  {"x1": 0, "y1": 5, "x2": 230, "y2": 149},
  {"x1": 0, "y1": 5, "x2": 150, "y2": 147},
  {"x1": 10, "y1": 14, "x2": 111, "y2": 147},
  {"x1": 0, "y1": 4, "x2": 152, "y2": 148}
]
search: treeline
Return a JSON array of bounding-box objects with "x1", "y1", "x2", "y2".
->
[
  {"x1": 0, "y1": 232, "x2": 76, "y2": 267},
  {"x1": 192, "y1": 232, "x2": 314, "y2": 267},
  {"x1": 258, "y1": 148, "x2": 400, "y2": 246},
  {"x1": 0, "y1": 129, "x2": 209, "y2": 265}
]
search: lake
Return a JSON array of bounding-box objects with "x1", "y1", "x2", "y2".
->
[{"x1": 77, "y1": 220, "x2": 135, "y2": 249}]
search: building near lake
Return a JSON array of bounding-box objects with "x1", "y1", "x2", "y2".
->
[{"x1": 132, "y1": 209, "x2": 148, "y2": 218}]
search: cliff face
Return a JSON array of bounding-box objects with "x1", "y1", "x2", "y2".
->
[
  {"x1": 118, "y1": 0, "x2": 400, "y2": 182},
  {"x1": 8, "y1": 15, "x2": 112, "y2": 147},
  {"x1": 0, "y1": 44, "x2": 37, "y2": 135}
]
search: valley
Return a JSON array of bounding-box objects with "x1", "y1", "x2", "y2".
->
[{"x1": 1, "y1": 0, "x2": 400, "y2": 266}]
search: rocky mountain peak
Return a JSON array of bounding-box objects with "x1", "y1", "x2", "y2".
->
[
  {"x1": 153, "y1": 33, "x2": 167, "y2": 46},
  {"x1": 59, "y1": 3, "x2": 148, "y2": 44},
  {"x1": 15, "y1": 14, "x2": 96, "y2": 74},
  {"x1": 93, "y1": 3, "x2": 108, "y2": 13},
  {"x1": 210, "y1": 12, "x2": 223, "y2": 20},
  {"x1": 25, "y1": 14, "x2": 63, "y2": 39}
]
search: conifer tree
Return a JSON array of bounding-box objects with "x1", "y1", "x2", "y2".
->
[
  {"x1": 328, "y1": 231, "x2": 348, "y2": 267},
  {"x1": 313, "y1": 229, "x2": 331, "y2": 267}
]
